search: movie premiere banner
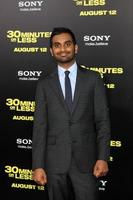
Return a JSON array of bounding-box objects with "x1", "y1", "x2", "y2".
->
[{"x1": 0, "y1": 0, "x2": 132, "y2": 199}]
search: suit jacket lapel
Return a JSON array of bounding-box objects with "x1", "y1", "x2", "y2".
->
[
  {"x1": 71, "y1": 66, "x2": 84, "y2": 115},
  {"x1": 48, "y1": 69, "x2": 71, "y2": 116},
  {"x1": 48, "y1": 66, "x2": 84, "y2": 116}
]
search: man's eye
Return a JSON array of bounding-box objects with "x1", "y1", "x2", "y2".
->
[
  {"x1": 53, "y1": 44, "x2": 60, "y2": 48},
  {"x1": 65, "y1": 42, "x2": 71, "y2": 47}
]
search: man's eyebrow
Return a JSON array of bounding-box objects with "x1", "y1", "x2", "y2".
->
[
  {"x1": 65, "y1": 40, "x2": 72, "y2": 43},
  {"x1": 53, "y1": 40, "x2": 72, "y2": 44},
  {"x1": 53, "y1": 42, "x2": 60, "y2": 44}
]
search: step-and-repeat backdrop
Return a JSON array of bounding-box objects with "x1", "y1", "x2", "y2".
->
[{"x1": 0, "y1": 0, "x2": 132, "y2": 199}]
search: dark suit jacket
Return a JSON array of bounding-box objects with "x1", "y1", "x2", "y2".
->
[{"x1": 32, "y1": 65, "x2": 111, "y2": 174}]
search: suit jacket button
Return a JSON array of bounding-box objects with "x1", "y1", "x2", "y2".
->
[
  {"x1": 72, "y1": 140, "x2": 77, "y2": 143},
  {"x1": 69, "y1": 121, "x2": 73, "y2": 126}
]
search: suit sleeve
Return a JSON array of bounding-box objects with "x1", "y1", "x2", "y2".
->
[
  {"x1": 32, "y1": 80, "x2": 47, "y2": 170},
  {"x1": 94, "y1": 73, "x2": 111, "y2": 162}
]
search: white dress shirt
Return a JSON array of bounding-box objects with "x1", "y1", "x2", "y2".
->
[{"x1": 58, "y1": 62, "x2": 77, "y2": 100}]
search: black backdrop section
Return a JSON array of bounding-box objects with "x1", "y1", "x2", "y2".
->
[{"x1": 0, "y1": 0, "x2": 132, "y2": 199}]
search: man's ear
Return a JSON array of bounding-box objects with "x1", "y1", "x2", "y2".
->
[
  {"x1": 50, "y1": 48, "x2": 53, "y2": 56},
  {"x1": 75, "y1": 44, "x2": 78, "y2": 54}
]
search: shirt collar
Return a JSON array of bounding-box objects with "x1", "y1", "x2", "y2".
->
[{"x1": 58, "y1": 62, "x2": 77, "y2": 77}]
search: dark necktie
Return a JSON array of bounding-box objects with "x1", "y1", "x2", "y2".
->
[{"x1": 65, "y1": 71, "x2": 72, "y2": 111}]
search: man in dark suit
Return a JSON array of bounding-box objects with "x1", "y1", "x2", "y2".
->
[{"x1": 32, "y1": 27, "x2": 111, "y2": 200}]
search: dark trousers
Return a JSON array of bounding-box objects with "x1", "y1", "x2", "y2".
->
[{"x1": 47, "y1": 158, "x2": 98, "y2": 200}]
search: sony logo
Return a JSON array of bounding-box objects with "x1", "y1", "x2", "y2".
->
[
  {"x1": 84, "y1": 35, "x2": 111, "y2": 42},
  {"x1": 16, "y1": 138, "x2": 32, "y2": 145},
  {"x1": 99, "y1": 180, "x2": 107, "y2": 187},
  {"x1": 18, "y1": 70, "x2": 42, "y2": 77},
  {"x1": 18, "y1": 1, "x2": 44, "y2": 7}
]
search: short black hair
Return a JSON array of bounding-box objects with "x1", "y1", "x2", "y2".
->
[{"x1": 50, "y1": 27, "x2": 77, "y2": 47}]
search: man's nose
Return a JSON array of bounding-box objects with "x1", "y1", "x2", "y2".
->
[{"x1": 60, "y1": 45, "x2": 66, "y2": 51}]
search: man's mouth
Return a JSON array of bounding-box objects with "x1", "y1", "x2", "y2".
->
[{"x1": 60, "y1": 53, "x2": 69, "y2": 57}]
